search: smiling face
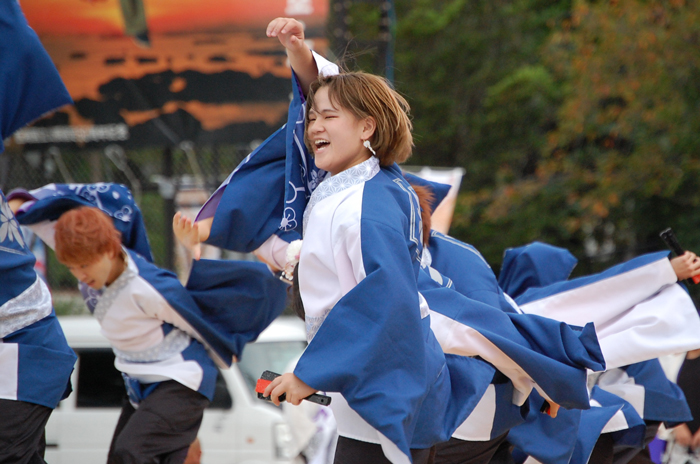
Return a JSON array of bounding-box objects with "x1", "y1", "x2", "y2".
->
[
  {"x1": 307, "y1": 87, "x2": 375, "y2": 176},
  {"x1": 65, "y1": 251, "x2": 124, "y2": 289}
]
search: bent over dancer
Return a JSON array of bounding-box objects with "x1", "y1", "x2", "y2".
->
[{"x1": 11, "y1": 187, "x2": 289, "y2": 464}]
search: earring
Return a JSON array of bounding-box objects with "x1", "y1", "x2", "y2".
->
[{"x1": 363, "y1": 139, "x2": 377, "y2": 156}]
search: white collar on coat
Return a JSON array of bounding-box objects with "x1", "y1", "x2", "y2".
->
[{"x1": 302, "y1": 156, "x2": 380, "y2": 234}]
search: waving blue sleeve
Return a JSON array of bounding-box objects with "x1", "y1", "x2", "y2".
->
[
  {"x1": 573, "y1": 387, "x2": 646, "y2": 464},
  {"x1": 509, "y1": 393, "x2": 584, "y2": 464},
  {"x1": 420, "y1": 233, "x2": 606, "y2": 409},
  {"x1": 0, "y1": 0, "x2": 72, "y2": 152},
  {"x1": 418, "y1": 270, "x2": 604, "y2": 410},
  {"x1": 199, "y1": 126, "x2": 290, "y2": 252},
  {"x1": 282, "y1": 72, "x2": 326, "y2": 237},
  {"x1": 605, "y1": 360, "x2": 692, "y2": 425},
  {"x1": 185, "y1": 258, "x2": 289, "y2": 359},
  {"x1": 498, "y1": 242, "x2": 578, "y2": 299},
  {"x1": 130, "y1": 251, "x2": 288, "y2": 366},
  {"x1": 199, "y1": 70, "x2": 320, "y2": 251},
  {"x1": 427, "y1": 231, "x2": 505, "y2": 310},
  {"x1": 510, "y1": 388, "x2": 644, "y2": 464},
  {"x1": 512, "y1": 249, "x2": 672, "y2": 306},
  {"x1": 12, "y1": 183, "x2": 153, "y2": 262}
]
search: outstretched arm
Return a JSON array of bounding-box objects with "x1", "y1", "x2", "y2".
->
[
  {"x1": 674, "y1": 423, "x2": 693, "y2": 447},
  {"x1": 670, "y1": 251, "x2": 700, "y2": 281},
  {"x1": 692, "y1": 424, "x2": 700, "y2": 450},
  {"x1": 8, "y1": 198, "x2": 27, "y2": 213},
  {"x1": 266, "y1": 17, "x2": 318, "y2": 95},
  {"x1": 173, "y1": 212, "x2": 212, "y2": 260}
]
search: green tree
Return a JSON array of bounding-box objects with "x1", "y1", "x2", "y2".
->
[
  {"x1": 394, "y1": 0, "x2": 575, "y2": 262},
  {"x1": 340, "y1": 0, "x2": 700, "y2": 281},
  {"x1": 462, "y1": 0, "x2": 700, "y2": 269},
  {"x1": 542, "y1": 0, "x2": 700, "y2": 263}
]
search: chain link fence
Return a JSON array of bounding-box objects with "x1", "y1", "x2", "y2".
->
[{"x1": 2, "y1": 142, "x2": 260, "y2": 310}]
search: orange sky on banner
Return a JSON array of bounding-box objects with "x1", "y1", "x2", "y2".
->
[{"x1": 22, "y1": 0, "x2": 328, "y2": 35}]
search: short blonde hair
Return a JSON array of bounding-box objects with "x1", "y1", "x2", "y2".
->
[{"x1": 305, "y1": 72, "x2": 413, "y2": 166}]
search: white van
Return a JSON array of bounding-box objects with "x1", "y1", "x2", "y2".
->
[{"x1": 46, "y1": 315, "x2": 308, "y2": 464}]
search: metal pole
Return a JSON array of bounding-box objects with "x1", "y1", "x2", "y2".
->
[
  {"x1": 161, "y1": 146, "x2": 176, "y2": 271},
  {"x1": 0, "y1": 152, "x2": 11, "y2": 191},
  {"x1": 330, "y1": 0, "x2": 351, "y2": 63},
  {"x1": 89, "y1": 150, "x2": 102, "y2": 183}
]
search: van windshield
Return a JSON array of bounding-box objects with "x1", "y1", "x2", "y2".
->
[{"x1": 237, "y1": 341, "x2": 307, "y2": 393}]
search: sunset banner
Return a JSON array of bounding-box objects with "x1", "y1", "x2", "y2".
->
[{"x1": 15, "y1": 0, "x2": 328, "y2": 148}]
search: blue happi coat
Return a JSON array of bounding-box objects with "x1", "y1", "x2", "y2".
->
[
  {"x1": 132, "y1": 249, "x2": 289, "y2": 368},
  {"x1": 500, "y1": 242, "x2": 693, "y2": 464},
  {"x1": 425, "y1": 232, "x2": 606, "y2": 406},
  {"x1": 13, "y1": 183, "x2": 289, "y2": 365},
  {"x1": 427, "y1": 230, "x2": 522, "y2": 314},
  {"x1": 0, "y1": 190, "x2": 76, "y2": 409},
  {"x1": 500, "y1": 243, "x2": 692, "y2": 423},
  {"x1": 418, "y1": 263, "x2": 604, "y2": 411},
  {"x1": 294, "y1": 160, "x2": 488, "y2": 462}
]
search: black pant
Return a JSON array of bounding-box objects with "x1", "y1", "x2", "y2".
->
[
  {"x1": 334, "y1": 436, "x2": 435, "y2": 464},
  {"x1": 435, "y1": 434, "x2": 511, "y2": 464},
  {"x1": 627, "y1": 446, "x2": 655, "y2": 464},
  {"x1": 108, "y1": 381, "x2": 209, "y2": 464},
  {"x1": 488, "y1": 439, "x2": 515, "y2": 464},
  {"x1": 589, "y1": 422, "x2": 661, "y2": 464},
  {"x1": 589, "y1": 433, "x2": 616, "y2": 464},
  {"x1": 0, "y1": 399, "x2": 52, "y2": 464}
]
